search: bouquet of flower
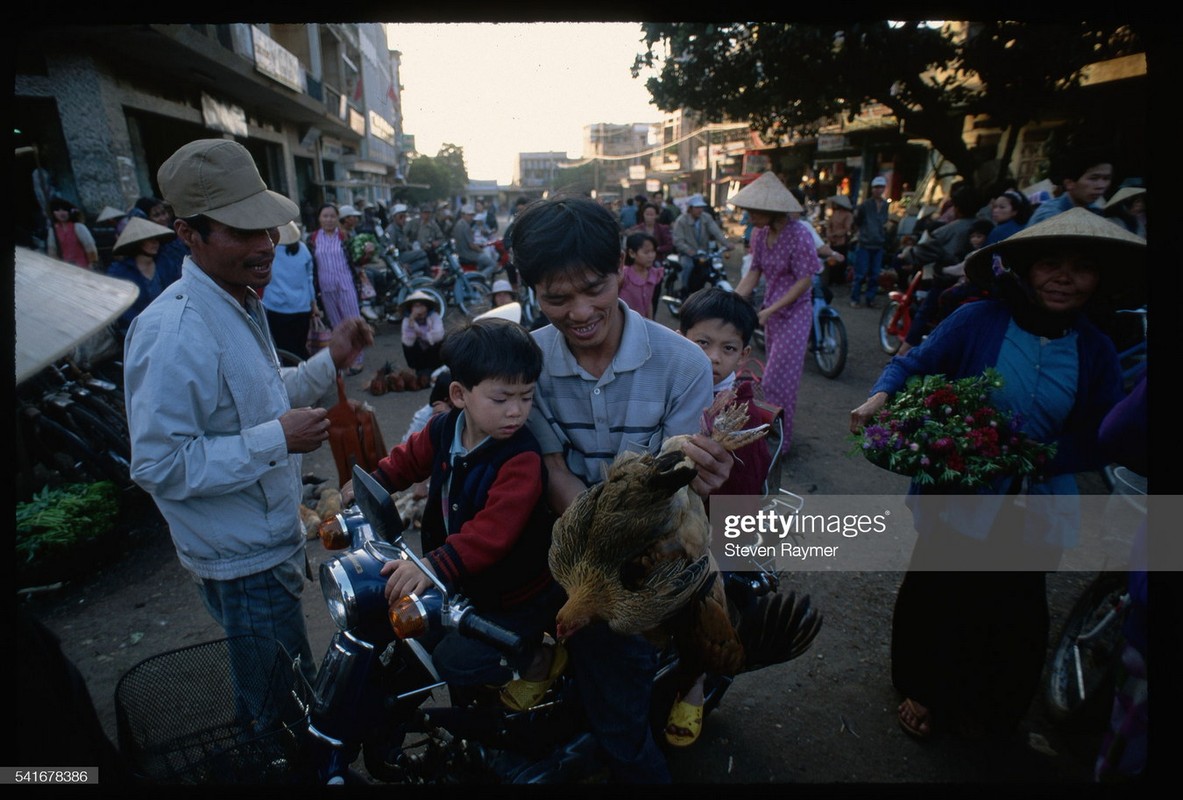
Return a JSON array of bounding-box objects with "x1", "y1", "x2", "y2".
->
[{"x1": 852, "y1": 368, "x2": 1056, "y2": 487}]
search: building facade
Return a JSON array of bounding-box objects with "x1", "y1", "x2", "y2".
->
[{"x1": 14, "y1": 23, "x2": 408, "y2": 252}]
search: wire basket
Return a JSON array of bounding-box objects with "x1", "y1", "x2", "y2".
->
[{"x1": 115, "y1": 636, "x2": 312, "y2": 784}]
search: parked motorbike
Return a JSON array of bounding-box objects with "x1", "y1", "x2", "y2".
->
[
  {"x1": 365, "y1": 236, "x2": 448, "y2": 324},
  {"x1": 661, "y1": 242, "x2": 731, "y2": 318},
  {"x1": 114, "y1": 466, "x2": 821, "y2": 785}
]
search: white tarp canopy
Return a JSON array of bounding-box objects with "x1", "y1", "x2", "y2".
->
[{"x1": 15, "y1": 247, "x2": 138, "y2": 384}]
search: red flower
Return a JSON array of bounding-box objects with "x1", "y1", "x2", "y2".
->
[
  {"x1": 947, "y1": 453, "x2": 965, "y2": 472},
  {"x1": 923, "y1": 388, "x2": 959, "y2": 410}
]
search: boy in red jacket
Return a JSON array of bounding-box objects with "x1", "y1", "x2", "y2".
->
[{"x1": 343, "y1": 318, "x2": 564, "y2": 709}]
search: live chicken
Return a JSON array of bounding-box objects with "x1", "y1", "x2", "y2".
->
[{"x1": 548, "y1": 397, "x2": 768, "y2": 676}]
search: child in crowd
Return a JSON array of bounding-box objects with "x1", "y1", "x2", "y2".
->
[
  {"x1": 490, "y1": 279, "x2": 517, "y2": 310},
  {"x1": 618, "y1": 232, "x2": 661, "y2": 319},
  {"x1": 667, "y1": 287, "x2": 781, "y2": 747},
  {"x1": 400, "y1": 290, "x2": 446, "y2": 377},
  {"x1": 343, "y1": 318, "x2": 565, "y2": 710}
]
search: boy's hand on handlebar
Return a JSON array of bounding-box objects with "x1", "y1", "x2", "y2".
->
[
  {"x1": 381, "y1": 559, "x2": 434, "y2": 604},
  {"x1": 340, "y1": 479, "x2": 354, "y2": 505}
]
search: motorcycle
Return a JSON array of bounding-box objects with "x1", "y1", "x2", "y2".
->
[
  {"x1": 362, "y1": 233, "x2": 448, "y2": 324},
  {"x1": 114, "y1": 466, "x2": 821, "y2": 785},
  {"x1": 661, "y1": 242, "x2": 731, "y2": 318},
  {"x1": 752, "y1": 274, "x2": 848, "y2": 379}
]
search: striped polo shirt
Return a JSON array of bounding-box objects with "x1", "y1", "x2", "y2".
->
[{"x1": 527, "y1": 301, "x2": 713, "y2": 487}]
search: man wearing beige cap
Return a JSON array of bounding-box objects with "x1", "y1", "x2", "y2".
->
[{"x1": 123, "y1": 138, "x2": 373, "y2": 692}]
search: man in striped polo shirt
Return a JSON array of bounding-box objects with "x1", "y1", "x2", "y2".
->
[{"x1": 511, "y1": 195, "x2": 733, "y2": 783}]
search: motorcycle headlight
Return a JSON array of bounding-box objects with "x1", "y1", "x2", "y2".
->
[
  {"x1": 320, "y1": 558, "x2": 353, "y2": 630},
  {"x1": 319, "y1": 549, "x2": 390, "y2": 631}
]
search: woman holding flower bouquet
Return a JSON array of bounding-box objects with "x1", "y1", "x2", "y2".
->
[{"x1": 850, "y1": 208, "x2": 1146, "y2": 741}]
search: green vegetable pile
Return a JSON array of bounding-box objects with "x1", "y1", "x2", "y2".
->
[{"x1": 16, "y1": 481, "x2": 120, "y2": 565}]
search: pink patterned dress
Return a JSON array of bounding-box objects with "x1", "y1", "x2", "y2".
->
[{"x1": 749, "y1": 222, "x2": 818, "y2": 450}]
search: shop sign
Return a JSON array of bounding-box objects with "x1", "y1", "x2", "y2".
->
[
  {"x1": 349, "y1": 108, "x2": 366, "y2": 137},
  {"x1": 251, "y1": 26, "x2": 305, "y2": 93},
  {"x1": 629, "y1": 164, "x2": 647, "y2": 180},
  {"x1": 201, "y1": 92, "x2": 248, "y2": 138},
  {"x1": 369, "y1": 111, "x2": 395, "y2": 146},
  {"x1": 817, "y1": 134, "x2": 848, "y2": 152},
  {"x1": 322, "y1": 136, "x2": 343, "y2": 160}
]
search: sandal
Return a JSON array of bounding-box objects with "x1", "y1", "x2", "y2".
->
[
  {"x1": 500, "y1": 643, "x2": 567, "y2": 712},
  {"x1": 664, "y1": 695, "x2": 704, "y2": 747},
  {"x1": 897, "y1": 698, "x2": 932, "y2": 740}
]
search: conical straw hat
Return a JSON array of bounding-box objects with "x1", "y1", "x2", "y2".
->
[
  {"x1": 96, "y1": 205, "x2": 126, "y2": 223},
  {"x1": 726, "y1": 172, "x2": 803, "y2": 214},
  {"x1": 965, "y1": 207, "x2": 1146, "y2": 306},
  {"x1": 277, "y1": 220, "x2": 303, "y2": 246},
  {"x1": 112, "y1": 216, "x2": 175, "y2": 255},
  {"x1": 15, "y1": 247, "x2": 139, "y2": 383},
  {"x1": 474, "y1": 301, "x2": 522, "y2": 323},
  {"x1": 1103, "y1": 186, "x2": 1146, "y2": 210}
]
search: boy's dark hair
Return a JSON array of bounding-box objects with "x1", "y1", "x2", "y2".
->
[
  {"x1": 623, "y1": 232, "x2": 657, "y2": 265},
  {"x1": 678, "y1": 287, "x2": 759, "y2": 347},
  {"x1": 441, "y1": 318, "x2": 543, "y2": 389},
  {"x1": 969, "y1": 219, "x2": 995, "y2": 237},
  {"x1": 509, "y1": 195, "x2": 621, "y2": 288}
]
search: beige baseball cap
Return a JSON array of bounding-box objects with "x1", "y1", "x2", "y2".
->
[{"x1": 157, "y1": 139, "x2": 299, "y2": 229}]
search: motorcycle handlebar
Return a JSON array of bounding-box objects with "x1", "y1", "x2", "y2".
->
[{"x1": 456, "y1": 608, "x2": 528, "y2": 660}]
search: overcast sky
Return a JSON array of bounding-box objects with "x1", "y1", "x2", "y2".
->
[{"x1": 386, "y1": 22, "x2": 665, "y2": 185}]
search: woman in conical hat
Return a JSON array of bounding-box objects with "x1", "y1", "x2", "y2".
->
[
  {"x1": 106, "y1": 216, "x2": 177, "y2": 336},
  {"x1": 852, "y1": 206, "x2": 1144, "y2": 742},
  {"x1": 731, "y1": 172, "x2": 815, "y2": 448}
]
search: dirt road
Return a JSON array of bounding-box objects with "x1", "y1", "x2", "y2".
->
[{"x1": 22, "y1": 261, "x2": 1109, "y2": 785}]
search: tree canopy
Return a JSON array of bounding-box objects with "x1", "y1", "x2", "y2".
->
[
  {"x1": 399, "y1": 143, "x2": 470, "y2": 206},
  {"x1": 634, "y1": 21, "x2": 1142, "y2": 186}
]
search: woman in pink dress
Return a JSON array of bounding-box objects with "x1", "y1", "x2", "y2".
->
[
  {"x1": 732, "y1": 173, "x2": 818, "y2": 451},
  {"x1": 309, "y1": 203, "x2": 365, "y2": 373}
]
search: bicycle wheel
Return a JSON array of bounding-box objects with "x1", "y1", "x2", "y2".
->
[
  {"x1": 812, "y1": 315, "x2": 847, "y2": 379},
  {"x1": 1045, "y1": 572, "x2": 1129, "y2": 723},
  {"x1": 879, "y1": 301, "x2": 902, "y2": 355},
  {"x1": 458, "y1": 278, "x2": 492, "y2": 319}
]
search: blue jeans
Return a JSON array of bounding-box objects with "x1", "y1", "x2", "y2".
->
[
  {"x1": 567, "y1": 622, "x2": 671, "y2": 784},
  {"x1": 850, "y1": 246, "x2": 884, "y2": 304},
  {"x1": 197, "y1": 548, "x2": 317, "y2": 723}
]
